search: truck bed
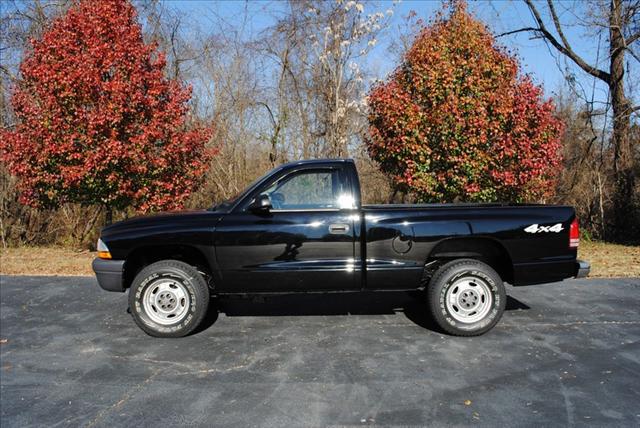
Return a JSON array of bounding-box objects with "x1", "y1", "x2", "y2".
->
[{"x1": 360, "y1": 203, "x2": 577, "y2": 288}]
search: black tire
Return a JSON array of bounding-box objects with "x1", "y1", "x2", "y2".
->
[
  {"x1": 129, "y1": 260, "x2": 210, "y2": 338},
  {"x1": 426, "y1": 259, "x2": 506, "y2": 336}
]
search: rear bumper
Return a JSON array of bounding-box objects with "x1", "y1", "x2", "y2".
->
[
  {"x1": 513, "y1": 258, "x2": 590, "y2": 285},
  {"x1": 92, "y1": 258, "x2": 125, "y2": 292},
  {"x1": 575, "y1": 259, "x2": 590, "y2": 279}
]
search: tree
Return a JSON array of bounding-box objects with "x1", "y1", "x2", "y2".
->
[
  {"x1": 300, "y1": 1, "x2": 392, "y2": 158},
  {"x1": 254, "y1": 1, "x2": 393, "y2": 161},
  {"x1": 554, "y1": 91, "x2": 611, "y2": 240},
  {"x1": 505, "y1": 0, "x2": 639, "y2": 238},
  {"x1": 366, "y1": 2, "x2": 564, "y2": 203},
  {"x1": 0, "y1": 0, "x2": 214, "y2": 221}
]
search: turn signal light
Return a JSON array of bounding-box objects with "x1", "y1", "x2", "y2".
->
[
  {"x1": 569, "y1": 218, "x2": 579, "y2": 248},
  {"x1": 97, "y1": 251, "x2": 112, "y2": 259},
  {"x1": 97, "y1": 238, "x2": 112, "y2": 259}
]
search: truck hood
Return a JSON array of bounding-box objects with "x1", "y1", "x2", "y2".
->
[{"x1": 100, "y1": 209, "x2": 221, "y2": 238}]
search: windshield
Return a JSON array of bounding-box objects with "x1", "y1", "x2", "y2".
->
[{"x1": 209, "y1": 167, "x2": 278, "y2": 211}]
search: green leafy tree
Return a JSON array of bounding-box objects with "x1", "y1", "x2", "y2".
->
[{"x1": 366, "y1": 2, "x2": 564, "y2": 203}]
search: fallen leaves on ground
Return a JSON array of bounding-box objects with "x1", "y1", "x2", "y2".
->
[
  {"x1": 0, "y1": 247, "x2": 94, "y2": 276},
  {"x1": 578, "y1": 241, "x2": 640, "y2": 278}
]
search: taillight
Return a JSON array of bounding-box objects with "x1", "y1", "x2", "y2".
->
[{"x1": 569, "y1": 218, "x2": 579, "y2": 248}]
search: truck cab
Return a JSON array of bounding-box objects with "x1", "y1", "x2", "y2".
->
[{"x1": 214, "y1": 159, "x2": 363, "y2": 292}]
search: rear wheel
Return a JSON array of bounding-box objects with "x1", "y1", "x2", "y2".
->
[
  {"x1": 426, "y1": 259, "x2": 506, "y2": 336},
  {"x1": 129, "y1": 260, "x2": 209, "y2": 338}
]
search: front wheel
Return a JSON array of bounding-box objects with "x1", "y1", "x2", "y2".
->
[
  {"x1": 426, "y1": 259, "x2": 506, "y2": 336},
  {"x1": 129, "y1": 260, "x2": 210, "y2": 338}
]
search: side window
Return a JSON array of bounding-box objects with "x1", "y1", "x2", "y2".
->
[{"x1": 260, "y1": 169, "x2": 349, "y2": 210}]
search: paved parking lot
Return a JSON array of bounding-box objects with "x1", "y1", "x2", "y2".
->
[{"x1": 1, "y1": 275, "x2": 639, "y2": 427}]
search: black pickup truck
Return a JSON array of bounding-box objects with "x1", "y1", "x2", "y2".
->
[{"x1": 93, "y1": 159, "x2": 589, "y2": 337}]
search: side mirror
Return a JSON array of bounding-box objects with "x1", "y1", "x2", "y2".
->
[{"x1": 249, "y1": 194, "x2": 272, "y2": 213}]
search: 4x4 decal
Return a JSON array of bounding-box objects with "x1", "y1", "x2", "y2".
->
[{"x1": 524, "y1": 223, "x2": 564, "y2": 233}]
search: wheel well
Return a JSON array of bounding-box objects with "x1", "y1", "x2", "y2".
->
[
  {"x1": 123, "y1": 245, "x2": 212, "y2": 290},
  {"x1": 425, "y1": 238, "x2": 513, "y2": 284}
]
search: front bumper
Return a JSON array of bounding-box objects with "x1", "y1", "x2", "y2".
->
[
  {"x1": 575, "y1": 259, "x2": 590, "y2": 279},
  {"x1": 92, "y1": 258, "x2": 126, "y2": 292}
]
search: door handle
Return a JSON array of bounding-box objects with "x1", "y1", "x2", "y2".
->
[{"x1": 328, "y1": 223, "x2": 350, "y2": 234}]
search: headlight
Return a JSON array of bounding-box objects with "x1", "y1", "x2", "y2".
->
[{"x1": 97, "y1": 238, "x2": 112, "y2": 259}]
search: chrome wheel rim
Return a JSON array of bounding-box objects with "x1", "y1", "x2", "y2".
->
[
  {"x1": 142, "y1": 279, "x2": 190, "y2": 325},
  {"x1": 445, "y1": 276, "x2": 493, "y2": 323}
]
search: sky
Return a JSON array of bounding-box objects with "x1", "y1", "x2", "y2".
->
[{"x1": 163, "y1": 0, "x2": 625, "y2": 108}]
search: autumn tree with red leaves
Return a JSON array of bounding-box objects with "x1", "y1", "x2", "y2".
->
[
  {"x1": 0, "y1": 0, "x2": 214, "y2": 220},
  {"x1": 366, "y1": 2, "x2": 564, "y2": 203}
]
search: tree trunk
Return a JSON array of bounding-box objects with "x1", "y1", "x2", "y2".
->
[
  {"x1": 609, "y1": 0, "x2": 635, "y2": 240},
  {"x1": 104, "y1": 205, "x2": 113, "y2": 226}
]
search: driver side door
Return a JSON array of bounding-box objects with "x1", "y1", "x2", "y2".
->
[{"x1": 214, "y1": 166, "x2": 359, "y2": 292}]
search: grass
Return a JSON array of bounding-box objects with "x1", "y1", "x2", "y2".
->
[{"x1": 0, "y1": 241, "x2": 638, "y2": 278}]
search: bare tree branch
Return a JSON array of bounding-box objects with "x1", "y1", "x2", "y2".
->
[
  {"x1": 546, "y1": 0, "x2": 573, "y2": 53},
  {"x1": 627, "y1": 31, "x2": 640, "y2": 45},
  {"x1": 523, "y1": 0, "x2": 610, "y2": 82},
  {"x1": 496, "y1": 27, "x2": 540, "y2": 37}
]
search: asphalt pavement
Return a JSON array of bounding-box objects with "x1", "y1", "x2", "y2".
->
[{"x1": 1, "y1": 275, "x2": 639, "y2": 427}]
